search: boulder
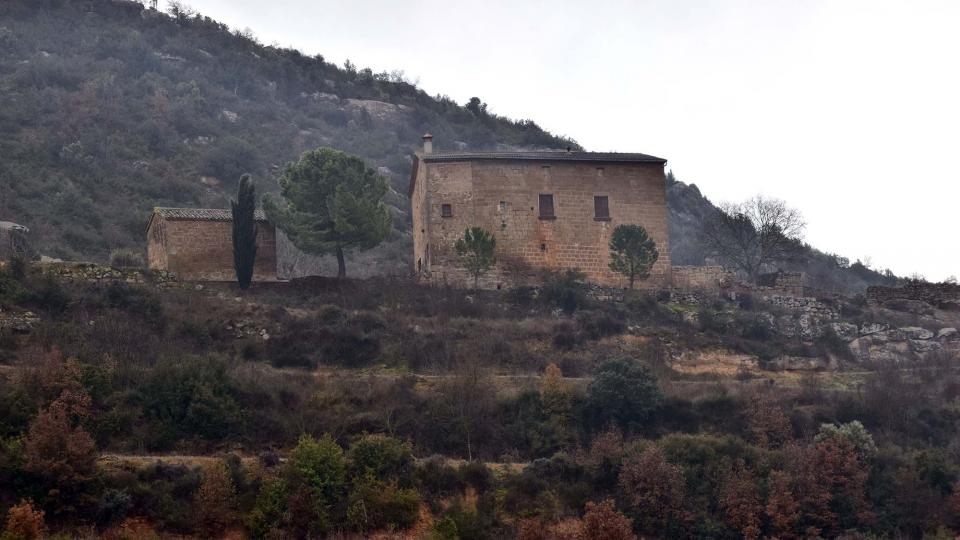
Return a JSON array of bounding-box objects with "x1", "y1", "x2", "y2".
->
[
  {"x1": 859, "y1": 322, "x2": 888, "y2": 336},
  {"x1": 899, "y1": 327, "x2": 935, "y2": 340},
  {"x1": 937, "y1": 328, "x2": 958, "y2": 341},
  {"x1": 910, "y1": 340, "x2": 942, "y2": 354},
  {"x1": 830, "y1": 322, "x2": 859, "y2": 342}
]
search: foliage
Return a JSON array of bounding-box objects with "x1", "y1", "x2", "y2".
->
[
  {"x1": 608, "y1": 224, "x2": 659, "y2": 289},
  {"x1": 584, "y1": 357, "x2": 661, "y2": 434},
  {"x1": 454, "y1": 227, "x2": 496, "y2": 288},
  {"x1": 815, "y1": 420, "x2": 877, "y2": 460},
  {"x1": 283, "y1": 434, "x2": 348, "y2": 535},
  {"x1": 347, "y1": 434, "x2": 414, "y2": 482},
  {"x1": 231, "y1": 174, "x2": 258, "y2": 289},
  {"x1": 746, "y1": 390, "x2": 792, "y2": 449},
  {"x1": 193, "y1": 461, "x2": 237, "y2": 535},
  {"x1": 541, "y1": 269, "x2": 588, "y2": 314},
  {"x1": 1, "y1": 500, "x2": 45, "y2": 540},
  {"x1": 22, "y1": 389, "x2": 97, "y2": 501},
  {"x1": 346, "y1": 476, "x2": 420, "y2": 532},
  {"x1": 140, "y1": 358, "x2": 241, "y2": 448},
  {"x1": 263, "y1": 147, "x2": 391, "y2": 278},
  {"x1": 718, "y1": 460, "x2": 761, "y2": 540},
  {"x1": 618, "y1": 446, "x2": 685, "y2": 535}
]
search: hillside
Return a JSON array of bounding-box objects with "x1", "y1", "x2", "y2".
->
[
  {"x1": 1, "y1": 260, "x2": 959, "y2": 537},
  {"x1": 0, "y1": 0, "x2": 897, "y2": 292},
  {"x1": 0, "y1": 0, "x2": 578, "y2": 262}
]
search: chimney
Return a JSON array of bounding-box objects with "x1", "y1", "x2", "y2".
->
[{"x1": 422, "y1": 133, "x2": 433, "y2": 154}]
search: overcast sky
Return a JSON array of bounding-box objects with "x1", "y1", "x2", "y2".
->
[{"x1": 166, "y1": 0, "x2": 959, "y2": 281}]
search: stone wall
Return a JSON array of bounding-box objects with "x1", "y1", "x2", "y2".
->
[
  {"x1": 867, "y1": 282, "x2": 960, "y2": 310},
  {"x1": 40, "y1": 262, "x2": 178, "y2": 286},
  {"x1": 413, "y1": 159, "x2": 672, "y2": 289},
  {"x1": 671, "y1": 266, "x2": 735, "y2": 290},
  {"x1": 148, "y1": 218, "x2": 277, "y2": 281},
  {"x1": 670, "y1": 266, "x2": 805, "y2": 297}
]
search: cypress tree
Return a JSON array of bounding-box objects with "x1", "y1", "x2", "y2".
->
[{"x1": 231, "y1": 174, "x2": 257, "y2": 289}]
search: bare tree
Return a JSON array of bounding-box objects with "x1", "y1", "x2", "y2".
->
[{"x1": 700, "y1": 196, "x2": 806, "y2": 282}]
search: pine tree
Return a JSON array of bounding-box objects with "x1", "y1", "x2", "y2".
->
[
  {"x1": 231, "y1": 174, "x2": 257, "y2": 289},
  {"x1": 263, "y1": 148, "x2": 390, "y2": 279},
  {"x1": 608, "y1": 224, "x2": 659, "y2": 289}
]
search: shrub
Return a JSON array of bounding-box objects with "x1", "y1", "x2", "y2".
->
[
  {"x1": 552, "y1": 322, "x2": 582, "y2": 350},
  {"x1": 95, "y1": 489, "x2": 132, "y2": 528},
  {"x1": 815, "y1": 327, "x2": 854, "y2": 361},
  {"x1": 108, "y1": 248, "x2": 145, "y2": 269},
  {"x1": 2, "y1": 500, "x2": 45, "y2": 540},
  {"x1": 576, "y1": 310, "x2": 626, "y2": 340},
  {"x1": 316, "y1": 304, "x2": 348, "y2": 326},
  {"x1": 194, "y1": 461, "x2": 238, "y2": 535},
  {"x1": 141, "y1": 359, "x2": 241, "y2": 448},
  {"x1": 318, "y1": 326, "x2": 380, "y2": 367},
  {"x1": 283, "y1": 434, "x2": 348, "y2": 535},
  {"x1": 584, "y1": 357, "x2": 661, "y2": 434},
  {"x1": 103, "y1": 281, "x2": 163, "y2": 324},
  {"x1": 542, "y1": 269, "x2": 587, "y2": 314},
  {"x1": 348, "y1": 434, "x2": 414, "y2": 482},
  {"x1": 581, "y1": 499, "x2": 637, "y2": 540},
  {"x1": 20, "y1": 274, "x2": 70, "y2": 313},
  {"x1": 346, "y1": 476, "x2": 420, "y2": 532}
]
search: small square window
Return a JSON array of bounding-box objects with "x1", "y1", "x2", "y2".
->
[
  {"x1": 441, "y1": 204, "x2": 452, "y2": 218},
  {"x1": 594, "y1": 196, "x2": 610, "y2": 220},
  {"x1": 538, "y1": 194, "x2": 555, "y2": 219}
]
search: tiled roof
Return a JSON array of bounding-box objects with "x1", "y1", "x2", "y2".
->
[
  {"x1": 153, "y1": 207, "x2": 268, "y2": 221},
  {"x1": 420, "y1": 151, "x2": 667, "y2": 164}
]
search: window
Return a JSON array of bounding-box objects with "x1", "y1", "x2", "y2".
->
[
  {"x1": 441, "y1": 204, "x2": 452, "y2": 218},
  {"x1": 539, "y1": 194, "x2": 555, "y2": 219},
  {"x1": 594, "y1": 196, "x2": 610, "y2": 220}
]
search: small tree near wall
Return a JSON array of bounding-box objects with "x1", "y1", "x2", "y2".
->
[
  {"x1": 231, "y1": 174, "x2": 257, "y2": 289},
  {"x1": 455, "y1": 227, "x2": 496, "y2": 288},
  {"x1": 609, "y1": 224, "x2": 659, "y2": 289}
]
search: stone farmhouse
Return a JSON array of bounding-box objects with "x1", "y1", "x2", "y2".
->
[
  {"x1": 146, "y1": 208, "x2": 277, "y2": 281},
  {"x1": 409, "y1": 135, "x2": 673, "y2": 289}
]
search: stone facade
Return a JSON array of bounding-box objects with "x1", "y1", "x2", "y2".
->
[
  {"x1": 146, "y1": 208, "x2": 277, "y2": 281},
  {"x1": 409, "y1": 145, "x2": 672, "y2": 289}
]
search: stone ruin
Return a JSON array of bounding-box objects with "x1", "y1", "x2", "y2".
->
[{"x1": 0, "y1": 221, "x2": 34, "y2": 261}]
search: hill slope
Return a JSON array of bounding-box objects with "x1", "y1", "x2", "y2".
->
[
  {"x1": 0, "y1": 0, "x2": 895, "y2": 292},
  {"x1": 0, "y1": 0, "x2": 578, "y2": 261}
]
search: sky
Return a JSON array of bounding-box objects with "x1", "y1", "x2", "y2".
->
[{"x1": 165, "y1": 0, "x2": 959, "y2": 281}]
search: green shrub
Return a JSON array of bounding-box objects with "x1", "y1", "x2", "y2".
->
[
  {"x1": 541, "y1": 269, "x2": 587, "y2": 314},
  {"x1": 576, "y1": 310, "x2": 626, "y2": 340},
  {"x1": 348, "y1": 434, "x2": 414, "y2": 482},
  {"x1": 346, "y1": 476, "x2": 420, "y2": 532},
  {"x1": 103, "y1": 282, "x2": 163, "y2": 323},
  {"x1": 141, "y1": 359, "x2": 241, "y2": 448},
  {"x1": 584, "y1": 357, "x2": 661, "y2": 434}
]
